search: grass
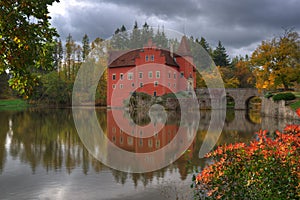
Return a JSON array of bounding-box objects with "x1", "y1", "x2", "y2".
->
[
  {"x1": 292, "y1": 92, "x2": 300, "y2": 98},
  {"x1": 290, "y1": 100, "x2": 300, "y2": 110},
  {"x1": 0, "y1": 99, "x2": 29, "y2": 111}
]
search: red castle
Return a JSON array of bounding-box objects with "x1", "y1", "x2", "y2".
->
[{"x1": 107, "y1": 36, "x2": 196, "y2": 107}]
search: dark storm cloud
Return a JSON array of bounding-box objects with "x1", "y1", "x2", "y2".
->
[{"x1": 49, "y1": 0, "x2": 300, "y2": 56}]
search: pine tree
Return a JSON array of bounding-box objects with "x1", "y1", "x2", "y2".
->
[
  {"x1": 212, "y1": 41, "x2": 230, "y2": 67},
  {"x1": 197, "y1": 37, "x2": 210, "y2": 53},
  {"x1": 65, "y1": 34, "x2": 75, "y2": 80},
  {"x1": 82, "y1": 34, "x2": 90, "y2": 62}
]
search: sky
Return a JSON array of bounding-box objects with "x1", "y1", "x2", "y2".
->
[{"x1": 48, "y1": 0, "x2": 300, "y2": 58}]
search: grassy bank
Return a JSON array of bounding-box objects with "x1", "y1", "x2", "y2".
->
[
  {"x1": 290, "y1": 100, "x2": 300, "y2": 110},
  {"x1": 0, "y1": 99, "x2": 29, "y2": 110}
]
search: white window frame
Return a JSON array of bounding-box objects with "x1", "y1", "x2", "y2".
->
[
  {"x1": 148, "y1": 71, "x2": 153, "y2": 78},
  {"x1": 139, "y1": 72, "x2": 143, "y2": 79},
  {"x1": 128, "y1": 72, "x2": 133, "y2": 80},
  {"x1": 112, "y1": 73, "x2": 116, "y2": 80},
  {"x1": 120, "y1": 73, "x2": 124, "y2": 80},
  {"x1": 150, "y1": 55, "x2": 154, "y2": 61},
  {"x1": 156, "y1": 71, "x2": 160, "y2": 79}
]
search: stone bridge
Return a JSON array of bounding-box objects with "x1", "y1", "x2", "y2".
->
[{"x1": 196, "y1": 88, "x2": 260, "y2": 110}]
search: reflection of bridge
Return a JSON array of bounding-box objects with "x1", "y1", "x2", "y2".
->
[
  {"x1": 198, "y1": 110, "x2": 261, "y2": 133},
  {"x1": 196, "y1": 88, "x2": 260, "y2": 110}
]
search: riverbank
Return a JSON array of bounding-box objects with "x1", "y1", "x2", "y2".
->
[{"x1": 0, "y1": 99, "x2": 29, "y2": 111}]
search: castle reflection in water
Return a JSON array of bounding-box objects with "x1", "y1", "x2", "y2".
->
[{"x1": 0, "y1": 108, "x2": 268, "y2": 187}]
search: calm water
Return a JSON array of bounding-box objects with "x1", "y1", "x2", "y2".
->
[{"x1": 0, "y1": 108, "x2": 292, "y2": 199}]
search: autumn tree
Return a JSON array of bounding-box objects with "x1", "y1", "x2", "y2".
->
[
  {"x1": 251, "y1": 29, "x2": 300, "y2": 90},
  {"x1": 233, "y1": 57, "x2": 256, "y2": 88},
  {"x1": 0, "y1": 0, "x2": 59, "y2": 97}
]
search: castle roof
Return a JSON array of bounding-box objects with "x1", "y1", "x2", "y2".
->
[
  {"x1": 176, "y1": 35, "x2": 192, "y2": 57},
  {"x1": 108, "y1": 48, "x2": 179, "y2": 68}
]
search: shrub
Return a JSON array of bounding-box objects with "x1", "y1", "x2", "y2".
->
[
  {"x1": 264, "y1": 92, "x2": 273, "y2": 98},
  {"x1": 272, "y1": 92, "x2": 296, "y2": 101},
  {"x1": 192, "y1": 127, "x2": 300, "y2": 199}
]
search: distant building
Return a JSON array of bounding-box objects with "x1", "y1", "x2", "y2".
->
[{"x1": 107, "y1": 36, "x2": 196, "y2": 107}]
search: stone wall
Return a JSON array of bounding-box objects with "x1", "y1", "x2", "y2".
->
[{"x1": 261, "y1": 97, "x2": 299, "y2": 120}]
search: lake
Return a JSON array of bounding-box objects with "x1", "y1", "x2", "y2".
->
[{"x1": 0, "y1": 108, "x2": 293, "y2": 199}]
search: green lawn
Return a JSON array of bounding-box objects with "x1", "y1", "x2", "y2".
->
[
  {"x1": 0, "y1": 99, "x2": 29, "y2": 110},
  {"x1": 292, "y1": 92, "x2": 300, "y2": 98},
  {"x1": 290, "y1": 100, "x2": 300, "y2": 110}
]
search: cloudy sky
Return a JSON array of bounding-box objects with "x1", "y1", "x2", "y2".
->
[{"x1": 48, "y1": 0, "x2": 300, "y2": 58}]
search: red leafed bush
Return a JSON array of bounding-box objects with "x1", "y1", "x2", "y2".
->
[{"x1": 192, "y1": 126, "x2": 300, "y2": 199}]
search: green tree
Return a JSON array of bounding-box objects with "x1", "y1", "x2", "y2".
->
[
  {"x1": 251, "y1": 29, "x2": 300, "y2": 90},
  {"x1": 0, "y1": 72, "x2": 12, "y2": 98},
  {"x1": 212, "y1": 41, "x2": 230, "y2": 67},
  {"x1": 82, "y1": 34, "x2": 90, "y2": 61},
  {"x1": 65, "y1": 34, "x2": 76, "y2": 80},
  {"x1": 53, "y1": 39, "x2": 63, "y2": 71},
  {"x1": 0, "y1": 0, "x2": 59, "y2": 98},
  {"x1": 196, "y1": 37, "x2": 211, "y2": 54}
]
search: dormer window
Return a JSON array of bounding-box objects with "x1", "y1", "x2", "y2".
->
[{"x1": 150, "y1": 55, "x2": 154, "y2": 61}]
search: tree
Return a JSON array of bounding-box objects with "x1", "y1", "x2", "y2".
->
[
  {"x1": 251, "y1": 29, "x2": 300, "y2": 90},
  {"x1": 234, "y1": 58, "x2": 256, "y2": 88},
  {"x1": 65, "y1": 34, "x2": 76, "y2": 80},
  {"x1": 212, "y1": 41, "x2": 230, "y2": 67},
  {"x1": 0, "y1": 72, "x2": 12, "y2": 98},
  {"x1": 82, "y1": 34, "x2": 90, "y2": 62},
  {"x1": 196, "y1": 37, "x2": 211, "y2": 54},
  {"x1": 53, "y1": 39, "x2": 63, "y2": 71},
  {"x1": 0, "y1": 0, "x2": 59, "y2": 98}
]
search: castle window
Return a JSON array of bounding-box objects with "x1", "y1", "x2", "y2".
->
[
  {"x1": 112, "y1": 84, "x2": 116, "y2": 89},
  {"x1": 156, "y1": 71, "x2": 160, "y2": 79},
  {"x1": 120, "y1": 73, "x2": 124, "y2": 80},
  {"x1": 180, "y1": 72, "x2": 184, "y2": 78},
  {"x1": 128, "y1": 72, "x2": 133, "y2": 80},
  {"x1": 140, "y1": 82, "x2": 143, "y2": 88},
  {"x1": 139, "y1": 138, "x2": 143, "y2": 147},
  {"x1": 145, "y1": 55, "x2": 149, "y2": 62},
  {"x1": 112, "y1": 74, "x2": 116, "y2": 80},
  {"x1": 131, "y1": 82, "x2": 135, "y2": 87},
  {"x1": 168, "y1": 72, "x2": 171, "y2": 79},
  {"x1": 156, "y1": 140, "x2": 160, "y2": 148},
  {"x1": 120, "y1": 84, "x2": 123, "y2": 89},
  {"x1": 148, "y1": 71, "x2": 153, "y2": 78},
  {"x1": 148, "y1": 139, "x2": 153, "y2": 147},
  {"x1": 154, "y1": 81, "x2": 158, "y2": 87},
  {"x1": 139, "y1": 72, "x2": 143, "y2": 79},
  {"x1": 127, "y1": 137, "x2": 133, "y2": 146},
  {"x1": 174, "y1": 72, "x2": 176, "y2": 79},
  {"x1": 150, "y1": 55, "x2": 154, "y2": 61}
]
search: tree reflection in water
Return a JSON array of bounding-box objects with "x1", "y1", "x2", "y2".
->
[{"x1": 0, "y1": 108, "x2": 265, "y2": 186}]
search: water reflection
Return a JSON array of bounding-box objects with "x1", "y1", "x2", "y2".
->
[{"x1": 0, "y1": 108, "x2": 289, "y2": 199}]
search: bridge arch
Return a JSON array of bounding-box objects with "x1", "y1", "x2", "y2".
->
[
  {"x1": 245, "y1": 96, "x2": 262, "y2": 110},
  {"x1": 196, "y1": 88, "x2": 260, "y2": 110}
]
